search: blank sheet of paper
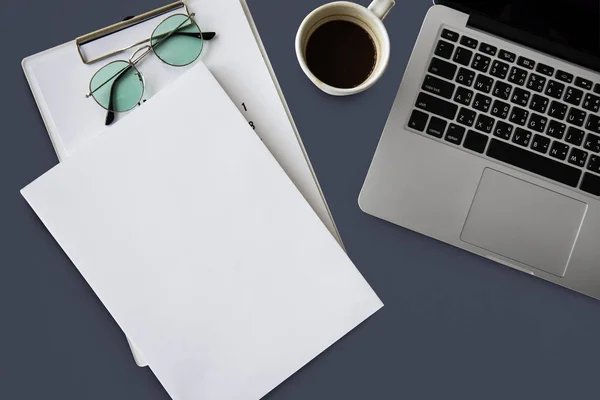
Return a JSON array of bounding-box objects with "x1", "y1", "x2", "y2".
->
[{"x1": 21, "y1": 63, "x2": 382, "y2": 400}]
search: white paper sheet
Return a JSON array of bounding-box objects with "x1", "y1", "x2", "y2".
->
[{"x1": 21, "y1": 64, "x2": 383, "y2": 400}]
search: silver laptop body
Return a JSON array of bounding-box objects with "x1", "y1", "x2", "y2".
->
[{"x1": 360, "y1": 4, "x2": 600, "y2": 299}]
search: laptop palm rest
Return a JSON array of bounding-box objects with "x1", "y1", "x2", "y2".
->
[{"x1": 460, "y1": 169, "x2": 587, "y2": 277}]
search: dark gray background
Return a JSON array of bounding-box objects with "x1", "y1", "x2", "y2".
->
[{"x1": 2, "y1": 0, "x2": 600, "y2": 398}]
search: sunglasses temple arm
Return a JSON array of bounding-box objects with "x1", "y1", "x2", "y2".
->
[
  {"x1": 105, "y1": 100, "x2": 115, "y2": 126},
  {"x1": 104, "y1": 65, "x2": 134, "y2": 126},
  {"x1": 150, "y1": 31, "x2": 215, "y2": 41}
]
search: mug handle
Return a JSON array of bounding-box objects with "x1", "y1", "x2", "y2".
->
[{"x1": 368, "y1": 0, "x2": 395, "y2": 20}]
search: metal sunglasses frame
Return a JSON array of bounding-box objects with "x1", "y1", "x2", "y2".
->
[{"x1": 85, "y1": 11, "x2": 215, "y2": 125}]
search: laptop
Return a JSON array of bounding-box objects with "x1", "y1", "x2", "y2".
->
[{"x1": 360, "y1": 1, "x2": 600, "y2": 299}]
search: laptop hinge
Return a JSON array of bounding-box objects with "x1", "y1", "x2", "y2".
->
[{"x1": 467, "y1": 12, "x2": 600, "y2": 74}]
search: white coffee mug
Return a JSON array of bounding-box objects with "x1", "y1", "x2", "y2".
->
[{"x1": 295, "y1": 0, "x2": 395, "y2": 96}]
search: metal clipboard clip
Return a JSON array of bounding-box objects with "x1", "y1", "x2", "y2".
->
[{"x1": 75, "y1": 1, "x2": 189, "y2": 65}]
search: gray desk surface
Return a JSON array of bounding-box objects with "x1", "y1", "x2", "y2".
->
[{"x1": 2, "y1": 0, "x2": 600, "y2": 399}]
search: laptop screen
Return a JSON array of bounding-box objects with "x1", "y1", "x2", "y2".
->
[{"x1": 442, "y1": 0, "x2": 600, "y2": 58}]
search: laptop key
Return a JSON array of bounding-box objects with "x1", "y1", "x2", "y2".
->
[
  {"x1": 545, "y1": 80, "x2": 565, "y2": 99},
  {"x1": 460, "y1": 36, "x2": 478, "y2": 49},
  {"x1": 471, "y1": 53, "x2": 491, "y2": 72},
  {"x1": 434, "y1": 40, "x2": 455, "y2": 60},
  {"x1": 581, "y1": 173, "x2": 600, "y2": 196},
  {"x1": 487, "y1": 139, "x2": 582, "y2": 187},
  {"x1": 508, "y1": 66, "x2": 528, "y2": 86},
  {"x1": 550, "y1": 141, "x2": 569, "y2": 160},
  {"x1": 491, "y1": 100, "x2": 510, "y2": 119},
  {"x1": 564, "y1": 87, "x2": 583, "y2": 106},
  {"x1": 479, "y1": 42, "x2": 497, "y2": 56},
  {"x1": 416, "y1": 93, "x2": 458, "y2": 120},
  {"x1": 575, "y1": 76, "x2": 593, "y2": 90},
  {"x1": 527, "y1": 113, "x2": 547, "y2": 133},
  {"x1": 457, "y1": 107, "x2": 476, "y2": 127},
  {"x1": 422, "y1": 75, "x2": 455, "y2": 99},
  {"x1": 455, "y1": 67, "x2": 475, "y2": 86},
  {"x1": 531, "y1": 134, "x2": 551, "y2": 154},
  {"x1": 548, "y1": 101, "x2": 568, "y2": 120},
  {"x1": 511, "y1": 87, "x2": 530, "y2": 107},
  {"x1": 426, "y1": 116, "x2": 447, "y2": 138},
  {"x1": 490, "y1": 60, "x2": 509, "y2": 79},
  {"x1": 463, "y1": 130, "x2": 488, "y2": 153},
  {"x1": 454, "y1": 86, "x2": 473, "y2": 106},
  {"x1": 453, "y1": 47, "x2": 473, "y2": 66},
  {"x1": 517, "y1": 56, "x2": 535, "y2": 70},
  {"x1": 594, "y1": 83, "x2": 600, "y2": 95},
  {"x1": 512, "y1": 128, "x2": 532, "y2": 146},
  {"x1": 474, "y1": 75, "x2": 494, "y2": 93},
  {"x1": 445, "y1": 123, "x2": 466, "y2": 144},
  {"x1": 475, "y1": 114, "x2": 495, "y2": 133},
  {"x1": 509, "y1": 106, "x2": 529, "y2": 125},
  {"x1": 568, "y1": 148, "x2": 588, "y2": 167},
  {"x1": 547, "y1": 120, "x2": 566, "y2": 139},
  {"x1": 588, "y1": 155, "x2": 600, "y2": 173},
  {"x1": 498, "y1": 49, "x2": 516, "y2": 63},
  {"x1": 494, "y1": 121, "x2": 514, "y2": 140},
  {"x1": 441, "y1": 29, "x2": 459, "y2": 42},
  {"x1": 526, "y1": 74, "x2": 546, "y2": 92},
  {"x1": 408, "y1": 109, "x2": 428, "y2": 131},
  {"x1": 473, "y1": 93, "x2": 492, "y2": 113},
  {"x1": 536, "y1": 63, "x2": 554, "y2": 77},
  {"x1": 586, "y1": 114, "x2": 600, "y2": 134},
  {"x1": 582, "y1": 93, "x2": 600, "y2": 112},
  {"x1": 566, "y1": 108, "x2": 586, "y2": 127},
  {"x1": 492, "y1": 81, "x2": 512, "y2": 100},
  {"x1": 530, "y1": 94, "x2": 549, "y2": 113},
  {"x1": 584, "y1": 133, "x2": 600, "y2": 153},
  {"x1": 556, "y1": 70, "x2": 574, "y2": 83},
  {"x1": 565, "y1": 127, "x2": 585, "y2": 146},
  {"x1": 428, "y1": 57, "x2": 457, "y2": 80}
]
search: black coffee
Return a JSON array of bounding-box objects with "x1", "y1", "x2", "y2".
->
[{"x1": 305, "y1": 20, "x2": 377, "y2": 89}]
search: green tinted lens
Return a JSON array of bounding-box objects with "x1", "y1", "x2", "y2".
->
[
  {"x1": 90, "y1": 60, "x2": 143, "y2": 112},
  {"x1": 151, "y1": 14, "x2": 203, "y2": 66}
]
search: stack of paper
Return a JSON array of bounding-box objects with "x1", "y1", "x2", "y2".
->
[{"x1": 22, "y1": 63, "x2": 383, "y2": 400}]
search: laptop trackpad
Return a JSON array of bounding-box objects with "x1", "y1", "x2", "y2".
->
[{"x1": 461, "y1": 169, "x2": 587, "y2": 277}]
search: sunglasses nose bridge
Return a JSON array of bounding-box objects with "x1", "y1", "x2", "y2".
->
[{"x1": 129, "y1": 45, "x2": 153, "y2": 64}]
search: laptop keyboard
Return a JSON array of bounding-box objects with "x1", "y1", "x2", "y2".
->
[{"x1": 407, "y1": 27, "x2": 600, "y2": 197}]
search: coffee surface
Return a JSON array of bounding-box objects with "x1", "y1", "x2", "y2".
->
[{"x1": 305, "y1": 20, "x2": 376, "y2": 89}]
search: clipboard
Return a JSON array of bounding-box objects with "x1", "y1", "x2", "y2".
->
[{"x1": 22, "y1": 0, "x2": 344, "y2": 367}]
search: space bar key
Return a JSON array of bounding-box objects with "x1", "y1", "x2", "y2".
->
[{"x1": 486, "y1": 139, "x2": 582, "y2": 187}]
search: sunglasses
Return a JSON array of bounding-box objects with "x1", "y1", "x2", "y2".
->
[{"x1": 85, "y1": 12, "x2": 215, "y2": 125}]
